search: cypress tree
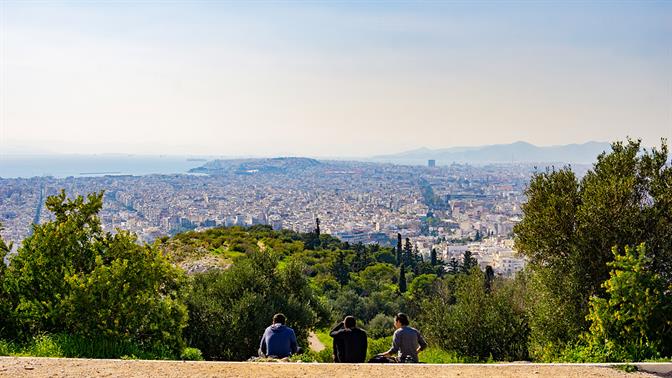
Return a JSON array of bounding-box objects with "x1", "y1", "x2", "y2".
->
[
  {"x1": 462, "y1": 250, "x2": 477, "y2": 274},
  {"x1": 449, "y1": 257, "x2": 460, "y2": 275},
  {"x1": 399, "y1": 264, "x2": 407, "y2": 293},
  {"x1": 404, "y1": 238, "x2": 413, "y2": 267},
  {"x1": 430, "y1": 248, "x2": 437, "y2": 266},
  {"x1": 484, "y1": 265, "x2": 495, "y2": 293},
  {"x1": 396, "y1": 233, "x2": 402, "y2": 266}
]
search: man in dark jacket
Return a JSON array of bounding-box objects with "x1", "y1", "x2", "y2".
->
[
  {"x1": 330, "y1": 315, "x2": 368, "y2": 363},
  {"x1": 259, "y1": 313, "x2": 298, "y2": 358}
]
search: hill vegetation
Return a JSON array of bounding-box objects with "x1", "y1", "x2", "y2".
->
[{"x1": 0, "y1": 139, "x2": 669, "y2": 363}]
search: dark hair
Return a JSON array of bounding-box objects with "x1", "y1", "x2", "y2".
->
[
  {"x1": 344, "y1": 316, "x2": 356, "y2": 329},
  {"x1": 395, "y1": 313, "x2": 409, "y2": 326},
  {"x1": 273, "y1": 313, "x2": 286, "y2": 324}
]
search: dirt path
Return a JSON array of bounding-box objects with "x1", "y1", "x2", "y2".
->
[
  {"x1": 308, "y1": 331, "x2": 325, "y2": 352},
  {"x1": 1, "y1": 357, "x2": 668, "y2": 378}
]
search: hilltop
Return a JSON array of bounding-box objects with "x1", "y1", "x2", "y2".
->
[
  {"x1": 370, "y1": 141, "x2": 611, "y2": 165},
  {"x1": 189, "y1": 157, "x2": 321, "y2": 175}
]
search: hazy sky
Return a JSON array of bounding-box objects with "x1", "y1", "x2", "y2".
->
[{"x1": 1, "y1": 1, "x2": 670, "y2": 157}]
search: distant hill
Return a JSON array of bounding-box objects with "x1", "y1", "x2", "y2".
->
[
  {"x1": 370, "y1": 141, "x2": 611, "y2": 165},
  {"x1": 190, "y1": 157, "x2": 321, "y2": 175}
]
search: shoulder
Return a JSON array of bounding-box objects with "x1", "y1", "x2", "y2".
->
[{"x1": 353, "y1": 328, "x2": 367, "y2": 336}]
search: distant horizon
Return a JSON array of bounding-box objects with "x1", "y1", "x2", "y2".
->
[{"x1": 2, "y1": 139, "x2": 664, "y2": 159}]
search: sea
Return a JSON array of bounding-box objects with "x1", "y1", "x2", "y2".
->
[{"x1": 0, "y1": 154, "x2": 211, "y2": 179}]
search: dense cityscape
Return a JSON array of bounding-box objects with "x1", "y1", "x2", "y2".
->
[{"x1": 0, "y1": 158, "x2": 534, "y2": 276}]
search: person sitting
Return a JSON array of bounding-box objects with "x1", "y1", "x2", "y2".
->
[
  {"x1": 376, "y1": 313, "x2": 427, "y2": 363},
  {"x1": 258, "y1": 313, "x2": 298, "y2": 358},
  {"x1": 329, "y1": 315, "x2": 368, "y2": 363}
]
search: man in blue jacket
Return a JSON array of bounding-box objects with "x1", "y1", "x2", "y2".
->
[{"x1": 259, "y1": 313, "x2": 298, "y2": 358}]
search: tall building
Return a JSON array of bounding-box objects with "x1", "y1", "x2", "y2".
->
[{"x1": 428, "y1": 159, "x2": 436, "y2": 168}]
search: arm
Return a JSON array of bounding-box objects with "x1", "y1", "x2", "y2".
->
[
  {"x1": 417, "y1": 331, "x2": 428, "y2": 353},
  {"x1": 290, "y1": 329, "x2": 298, "y2": 354},
  {"x1": 379, "y1": 330, "x2": 400, "y2": 357},
  {"x1": 259, "y1": 329, "x2": 268, "y2": 356},
  {"x1": 329, "y1": 322, "x2": 344, "y2": 337}
]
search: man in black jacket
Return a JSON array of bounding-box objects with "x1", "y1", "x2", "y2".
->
[{"x1": 330, "y1": 315, "x2": 368, "y2": 363}]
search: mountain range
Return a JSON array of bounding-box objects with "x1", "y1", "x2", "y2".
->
[{"x1": 369, "y1": 141, "x2": 612, "y2": 165}]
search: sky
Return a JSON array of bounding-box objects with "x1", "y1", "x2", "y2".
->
[{"x1": 1, "y1": 1, "x2": 670, "y2": 157}]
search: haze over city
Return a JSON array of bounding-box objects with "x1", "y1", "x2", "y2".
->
[{"x1": 1, "y1": 1, "x2": 670, "y2": 157}]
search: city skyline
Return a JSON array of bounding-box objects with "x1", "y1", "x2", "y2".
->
[{"x1": 1, "y1": 1, "x2": 671, "y2": 157}]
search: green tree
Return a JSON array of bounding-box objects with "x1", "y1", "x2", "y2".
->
[
  {"x1": 396, "y1": 233, "x2": 402, "y2": 266},
  {"x1": 585, "y1": 244, "x2": 672, "y2": 360},
  {"x1": 366, "y1": 313, "x2": 395, "y2": 339},
  {"x1": 514, "y1": 139, "x2": 672, "y2": 359},
  {"x1": 331, "y1": 251, "x2": 350, "y2": 286},
  {"x1": 430, "y1": 248, "x2": 437, "y2": 266},
  {"x1": 1, "y1": 191, "x2": 187, "y2": 351},
  {"x1": 420, "y1": 270, "x2": 529, "y2": 361},
  {"x1": 448, "y1": 257, "x2": 460, "y2": 275},
  {"x1": 399, "y1": 264, "x2": 407, "y2": 293},
  {"x1": 185, "y1": 251, "x2": 325, "y2": 360},
  {"x1": 461, "y1": 251, "x2": 477, "y2": 274},
  {"x1": 408, "y1": 274, "x2": 438, "y2": 301}
]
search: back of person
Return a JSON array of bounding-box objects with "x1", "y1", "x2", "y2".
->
[
  {"x1": 330, "y1": 316, "x2": 368, "y2": 363},
  {"x1": 393, "y1": 326, "x2": 424, "y2": 362},
  {"x1": 259, "y1": 313, "x2": 298, "y2": 358},
  {"x1": 377, "y1": 313, "x2": 427, "y2": 363},
  {"x1": 263, "y1": 323, "x2": 296, "y2": 358},
  {"x1": 339, "y1": 327, "x2": 367, "y2": 362}
]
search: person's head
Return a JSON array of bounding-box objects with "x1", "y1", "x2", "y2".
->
[
  {"x1": 394, "y1": 313, "x2": 409, "y2": 328},
  {"x1": 343, "y1": 316, "x2": 356, "y2": 329},
  {"x1": 273, "y1": 313, "x2": 286, "y2": 325}
]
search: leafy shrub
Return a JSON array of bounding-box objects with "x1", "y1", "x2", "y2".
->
[
  {"x1": 420, "y1": 269, "x2": 529, "y2": 361},
  {"x1": 366, "y1": 314, "x2": 395, "y2": 339},
  {"x1": 0, "y1": 333, "x2": 179, "y2": 359},
  {"x1": 0, "y1": 191, "x2": 188, "y2": 353},
  {"x1": 579, "y1": 244, "x2": 671, "y2": 361},
  {"x1": 180, "y1": 347, "x2": 204, "y2": 361},
  {"x1": 0, "y1": 340, "x2": 13, "y2": 356},
  {"x1": 26, "y1": 335, "x2": 63, "y2": 357},
  {"x1": 184, "y1": 251, "x2": 327, "y2": 360}
]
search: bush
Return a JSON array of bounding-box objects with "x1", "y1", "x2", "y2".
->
[
  {"x1": 0, "y1": 333, "x2": 181, "y2": 359},
  {"x1": 581, "y1": 244, "x2": 671, "y2": 361},
  {"x1": 0, "y1": 191, "x2": 188, "y2": 352},
  {"x1": 420, "y1": 270, "x2": 529, "y2": 361},
  {"x1": 184, "y1": 251, "x2": 326, "y2": 360},
  {"x1": 366, "y1": 314, "x2": 395, "y2": 339},
  {"x1": 180, "y1": 347, "x2": 204, "y2": 361}
]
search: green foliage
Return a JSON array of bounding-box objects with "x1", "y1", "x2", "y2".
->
[
  {"x1": 366, "y1": 313, "x2": 395, "y2": 339},
  {"x1": 0, "y1": 191, "x2": 187, "y2": 352},
  {"x1": 399, "y1": 264, "x2": 407, "y2": 293},
  {"x1": 366, "y1": 337, "x2": 391, "y2": 360},
  {"x1": 583, "y1": 244, "x2": 671, "y2": 360},
  {"x1": 184, "y1": 251, "x2": 325, "y2": 360},
  {"x1": 514, "y1": 139, "x2": 672, "y2": 358},
  {"x1": 0, "y1": 340, "x2": 13, "y2": 356},
  {"x1": 420, "y1": 269, "x2": 529, "y2": 361},
  {"x1": 408, "y1": 274, "x2": 438, "y2": 301},
  {"x1": 180, "y1": 347, "x2": 204, "y2": 361},
  {"x1": 0, "y1": 333, "x2": 183, "y2": 359},
  {"x1": 26, "y1": 335, "x2": 63, "y2": 357},
  {"x1": 419, "y1": 347, "x2": 474, "y2": 364},
  {"x1": 461, "y1": 251, "x2": 477, "y2": 274}
]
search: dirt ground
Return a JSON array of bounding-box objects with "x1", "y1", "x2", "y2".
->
[{"x1": 1, "y1": 357, "x2": 669, "y2": 378}]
